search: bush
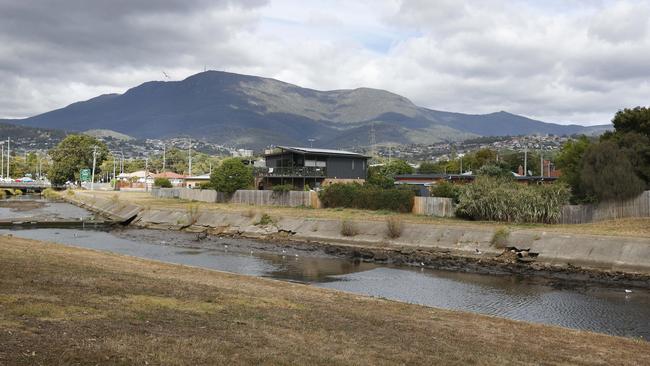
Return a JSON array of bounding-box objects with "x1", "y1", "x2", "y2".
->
[
  {"x1": 319, "y1": 183, "x2": 414, "y2": 213},
  {"x1": 272, "y1": 184, "x2": 294, "y2": 193},
  {"x1": 491, "y1": 227, "x2": 510, "y2": 248},
  {"x1": 340, "y1": 219, "x2": 358, "y2": 237},
  {"x1": 386, "y1": 216, "x2": 403, "y2": 239},
  {"x1": 256, "y1": 213, "x2": 273, "y2": 226},
  {"x1": 429, "y1": 181, "x2": 461, "y2": 203},
  {"x1": 41, "y1": 188, "x2": 59, "y2": 200},
  {"x1": 456, "y1": 176, "x2": 570, "y2": 223},
  {"x1": 154, "y1": 177, "x2": 172, "y2": 188}
]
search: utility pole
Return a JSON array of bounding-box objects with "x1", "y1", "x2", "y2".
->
[
  {"x1": 6, "y1": 137, "x2": 10, "y2": 179},
  {"x1": 539, "y1": 148, "x2": 544, "y2": 177},
  {"x1": 523, "y1": 146, "x2": 528, "y2": 176},
  {"x1": 188, "y1": 138, "x2": 192, "y2": 176},
  {"x1": 91, "y1": 146, "x2": 97, "y2": 191},
  {"x1": 144, "y1": 156, "x2": 149, "y2": 192},
  {"x1": 113, "y1": 156, "x2": 117, "y2": 190},
  {"x1": 162, "y1": 144, "x2": 166, "y2": 172},
  {"x1": 1, "y1": 142, "x2": 4, "y2": 179},
  {"x1": 460, "y1": 156, "x2": 463, "y2": 174}
]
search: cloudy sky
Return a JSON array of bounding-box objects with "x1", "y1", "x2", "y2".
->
[{"x1": 1, "y1": 0, "x2": 649, "y2": 125}]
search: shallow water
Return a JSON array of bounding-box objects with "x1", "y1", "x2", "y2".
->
[
  {"x1": 3, "y1": 227, "x2": 649, "y2": 339},
  {"x1": 0, "y1": 197, "x2": 93, "y2": 221}
]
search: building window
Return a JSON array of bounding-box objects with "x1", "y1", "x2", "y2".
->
[{"x1": 352, "y1": 160, "x2": 355, "y2": 170}]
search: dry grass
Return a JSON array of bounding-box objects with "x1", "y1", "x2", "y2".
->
[
  {"x1": 340, "y1": 219, "x2": 358, "y2": 237},
  {"x1": 491, "y1": 226, "x2": 510, "y2": 248},
  {"x1": 77, "y1": 190, "x2": 650, "y2": 238},
  {"x1": 0, "y1": 236, "x2": 648, "y2": 365},
  {"x1": 386, "y1": 216, "x2": 403, "y2": 239}
]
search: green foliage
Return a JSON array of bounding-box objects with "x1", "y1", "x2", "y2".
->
[
  {"x1": 579, "y1": 140, "x2": 645, "y2": 201},
  {"x1": 611, "y1": 106, "x2": 650, "y2": 137},
  {"x1": 476, "y1": 163, "x2": 513, "y2": 178},
  {"x1": 367, "y1": 160, "x2": 414, "y2": 188},
  {"x1": 153, "y1": 177, "x2": 172, "y2": 188},
  {"x1": 48, "y1": 135, "x2": 108, "y2": 185},
  {"x1": 319, "y1": 183, "x2": 415, "y2": 213},
  {"x1": 272, "y1": 184, "x2": 294, "y2": 193},
  {"x1": 429, "y1": 181, "x2": 461, "y2": 203},
  {"x1": 417, "y1": 161, "x2": 440, "y2": 174},
  {"x1": 456, "y1": 176, "x2": 570, "y2": 223},
  {"x1": 555, "y1": 136, "x2": 592, "y2": 202},
  {"x1": 209, "y1": 158, "x2": 253, "y2": 195},
  {"x1": 256, "y1": 213, "x2": 273, "y2": 226},
  {"x1": 41, "y1": 188, "x2": 60, "y2": 200}
]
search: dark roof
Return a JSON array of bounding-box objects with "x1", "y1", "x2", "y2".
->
[
  {"x1": 395, "y1": 173, "x2": 558, "y2": 181},
  {"x1": 267, "y1": 146, "x2": 370, "y2": 158}
]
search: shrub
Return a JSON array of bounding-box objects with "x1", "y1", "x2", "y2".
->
[
  {"x1": 13, "y1": 189, "x2": 23, "y2": 196},
  {"x1": 429, "y1": 181, "x2": 461, "y2": 203},
  {"x1": 491, "y1": 227, "x2": 510, "y2": 248},
  {"x1": 256, "y1": 213, "x2": 273, "y2": 226},
  {"x1": 272, "y1": 184, "x2": 294, "y2": 193},
  {"x1": 41, "y1": 188, "x2": 59, "y2": 200},
  {"x1": 456, "y1": 176, "x2": 570, "y2": 223},
  {"x1": 210, "y1": 158, "x2": 253, "y2": 195},
  {"x1": 340, "y1": 219, "x2": 358, "y2": 237},
  {"x1": 0, "y1": 190, "x2": 6, "y2": 199},
  {"x1": 319, "y1": 183, "x2": 414, "y2": 213},
  {"x1": 386, "y1": 216, "x2": 403, "y2": 239},
  {"x1": 154, "y1": 177, "x2": 172, "y2": 188}
]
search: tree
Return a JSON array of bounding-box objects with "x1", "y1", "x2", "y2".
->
[
  {"x1": 154, "y1": 177, "x2": 172, "y2": 188},
  {"x1": 580, "y1": 140, "x2": 645, "y2": 201},
  {"x1": 367, "y1": 159, "x2": 414, "y2": 189},
  {"x1": 476, "y1": 162, "x2": 512, "y2": 179},
  {"x1": 612, "y1": 106, "x2": 650, "y2": 137},
  {"x1": 555, "y1": 136, "x2": 591, "y2": 201},
  {"x1": 48, "y1": 135, "x2": 108, "y2": 185},
  {"x1": 209, "y1": 158, "x2": 253, "y2": 194},
  {"x1": 418, "y1": 161, "x2": 439, "y2": 174}
]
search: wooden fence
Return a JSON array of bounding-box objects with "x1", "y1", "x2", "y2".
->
[
  {"x1": 559, "y1": 190, "x2": 650, "y2": 224},
  {"x1": 151, "y1": 188, "x2": 319, "y2": 208},
  {"x1": 412, "y1": 196, "x2": 456, "y2": 217}
]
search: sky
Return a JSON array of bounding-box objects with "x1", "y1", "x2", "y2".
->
[{"x1": 1, "y1": 0, "x2": 649, "y2": 125}]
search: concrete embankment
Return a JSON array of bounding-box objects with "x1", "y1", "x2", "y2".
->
[{"x1": 64, "y1": 193, "x2": 650, "y2": 282}]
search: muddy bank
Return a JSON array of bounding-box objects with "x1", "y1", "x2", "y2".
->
[
  {"x1": 65, "y1": 192, "x2": 650, "y2": 287},
  {"x1": 114, "y1": 227, "x2": 650, "y2": 289}
]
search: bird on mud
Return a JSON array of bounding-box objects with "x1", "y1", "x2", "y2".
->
[
  {"x1": 625, "y1": 289, "x2": 633, "y2": 293},
  {"x1": 195, "y1": 231, "x2": 208, "y2": 241}
]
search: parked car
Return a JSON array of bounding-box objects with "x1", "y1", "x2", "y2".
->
[{"x1": 15, "y1": 177, "x2": 34, "y2": 183}]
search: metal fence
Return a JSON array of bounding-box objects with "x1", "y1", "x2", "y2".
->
[
  {"x1": 412, "y1": 196, "x2": 456, "y2": 217},
  {"x1": 559, "y1": 191, "x2": 650, "y2": 224}
]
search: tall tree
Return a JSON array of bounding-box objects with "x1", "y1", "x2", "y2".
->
[
  {"x1": 580, "y1": 140, "x2": 645, "y2": 201},
  {"x1": 209, "y1": 158, "x2": 253, "y2": 194},
  {"x1": 555, "y1": 136, "x2": 591, "y2": 201},
  {"x1": 611, "y1": 106, "x2": 650, "y2": 137},
  {"x1": 48, "y1": 135, "x2": 108, "y2": 185}
]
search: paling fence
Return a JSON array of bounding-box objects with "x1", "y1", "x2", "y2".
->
[
  {"x1": 559, "y1": 191, "x2": 650, "y2": 224},
  {"x1": 412, "y1": 197, "x2": 456, "y2": 217},
  {"x1": 152, "y1": 188, "x2": 318, "y2": 208}
]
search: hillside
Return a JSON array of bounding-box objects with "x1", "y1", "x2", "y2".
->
[{"x1": 6, "y1": 71, "x2": 610, "y2": 148}]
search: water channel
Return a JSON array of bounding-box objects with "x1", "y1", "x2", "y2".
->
[{"x1": 1, "y1": 197, "x2": 649, "y2": 340}]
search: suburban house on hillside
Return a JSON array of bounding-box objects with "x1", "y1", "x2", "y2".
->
[{"x1": 258, "y1": 146, "x2": 370, "y2": 190}]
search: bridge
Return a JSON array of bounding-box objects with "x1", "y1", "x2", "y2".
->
[{"x1": 0, "y1": 182, "x2": 52, "y2": 193}]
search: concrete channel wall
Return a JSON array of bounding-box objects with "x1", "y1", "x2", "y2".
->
[{"x1": 152, "y1": 188, "x2": 318, "y2": 208}]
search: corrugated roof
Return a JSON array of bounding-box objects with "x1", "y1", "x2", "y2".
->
[{"x1": 274, "y1": 146, "x2": 369, "y2": 158}]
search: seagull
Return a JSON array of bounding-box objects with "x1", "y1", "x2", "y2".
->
[
  {"x1": 420, "y1": 262, "x2": 425, "y2": 266},
  {"x1": 294, "y1": 254, "x2": 299, "y2": 257},
  {"x1": 250, "y1": 250, "x2": 254, "y2": 255},
  {"x1": 625, "y1": 289, "x2": 632, "y2": 293},
  {"x1": 282, "y1": 249, "x2": 286, "y2": 254}
]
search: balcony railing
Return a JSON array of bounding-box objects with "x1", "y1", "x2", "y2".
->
[{"x1": 258, "y1": 166, "x2": 326, "y2": 178}]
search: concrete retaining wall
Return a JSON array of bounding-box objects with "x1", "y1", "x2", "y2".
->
[{"x1": 63, "y1": 194, "x2": 141, "y2": 223}]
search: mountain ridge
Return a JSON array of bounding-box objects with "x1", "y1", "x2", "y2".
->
[{"x1": 6, "y1": 70, "x2": 611, "y2": 148}]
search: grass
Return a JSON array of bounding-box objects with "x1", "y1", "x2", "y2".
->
[
  {"x1": 0, "y1": 235, "x2": 648, "y2": 365},
  {"x1": 75, "y1": 190, "x2": 650, "y2": 238},
  {"x1": 491, "y1": 227, "x2": 510, "y2": 248},
  {"x1": 340, "y1": 219, "x2": 358, "y2": 237},
  {"x1": 386, "y1": 216, "x2": 403, "y2": 239},
  {"x1": 255, "y1": 213, "x2": 274, "y2": 226}
]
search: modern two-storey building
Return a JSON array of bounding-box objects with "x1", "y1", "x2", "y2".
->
[{"x1": 258, "y1": 146, "x2": 370, "y2": 190}]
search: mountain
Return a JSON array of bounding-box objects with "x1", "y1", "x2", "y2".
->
[{"x1": 6, "y1": 71, "x2": 611, "y2": 148}]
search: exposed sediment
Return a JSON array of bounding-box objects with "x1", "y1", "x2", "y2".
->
[{"x1": 65, "y1": 193, "x2": 650, "y2": 287}]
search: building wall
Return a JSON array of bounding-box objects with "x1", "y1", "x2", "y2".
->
[{"x1": 325, "y1": 156, "x2": 367, "y2": 179}]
